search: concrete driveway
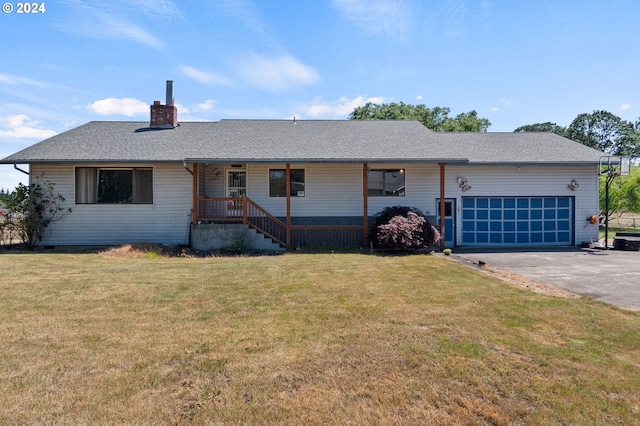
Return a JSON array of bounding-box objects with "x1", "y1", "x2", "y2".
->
[{"x1": 452, "y1": 247, "x2": 640, "y2": 311}]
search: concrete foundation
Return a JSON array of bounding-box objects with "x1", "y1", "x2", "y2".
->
[{"x1": 191, "y1": 224, "x2": 284, "y2": 252}]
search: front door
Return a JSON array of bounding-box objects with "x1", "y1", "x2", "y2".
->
[
  {"x1": 227, "y1": 170, "x2": 246, "y2": 217},
  {"x1": 436, "y1": 198, "x2": 456, "y2": 248}
]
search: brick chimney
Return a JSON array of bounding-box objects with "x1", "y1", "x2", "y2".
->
[{"x1": 150, "y1": 80, "x2": 177, "y2": 128}]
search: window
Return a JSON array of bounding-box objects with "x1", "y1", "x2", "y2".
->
[
  {"x1": 76, "y1": 167, "x2": 153, "y2": 204},
  {"x1": 368, "y1": 169, "x2": 405, "y2": 196},
  {"x1": 269, "y1": 169, "x2": 305, "y2": 197}
]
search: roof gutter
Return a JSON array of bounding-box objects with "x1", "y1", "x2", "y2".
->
[
  {"x1": 14, "y1": 164, "x2": 29, "y2": 175},
  {"x1": 182, "y1": 158, "x2": 471, "y2": 164}
]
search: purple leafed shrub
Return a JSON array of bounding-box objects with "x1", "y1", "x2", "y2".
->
[
  {"x1": 371, "y1": 206, "x2": 439, "y2": 250},
  {"x1": 377, "y1": 212, "x2": 425, "y2": 249}
]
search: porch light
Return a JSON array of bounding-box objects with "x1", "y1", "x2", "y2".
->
[
  {"x1": 568, "y1": 180, "x2": 579, "y2": 191},
  {"x1": 457, "y1": 177, "x2": 471, "y2": 192}
]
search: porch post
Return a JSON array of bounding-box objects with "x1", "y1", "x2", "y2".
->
[
  {"x1": 286, "y1": 163, "x2": 291, "y2": 250},
  {"x1": 363, "y1": 163, "x2": 369, "y2": 247},
  {"x1": 192, "y1": 162, "x2": 198, "y2": 225},
  {"x1": 439, "y1": 162, "x2": 446, "y2": 251}
]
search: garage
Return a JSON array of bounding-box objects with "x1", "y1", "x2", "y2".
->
[{"x1": 461, "y1": 196, "x2": 573, "y2": 246}]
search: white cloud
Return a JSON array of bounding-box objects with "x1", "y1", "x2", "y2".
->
[
  {"x1": 130, "y1": 0, "x2": 183, "y2": 20},
  {"x1": 306, "y1": 96, "x2": 385, "y2": 118},
  {"x1": 55, "y1": 3, "x2": 163, "y2": 50},
  {"x1": 235, "y1": 52, "x2": 320, "y2": 91},
  {"x1": 620, "y1": 104, "x2": 632, "y2": 111},
  {"x1": 194, "y1": 99, "x2": 217, "y2": 112},
  {"x1": 0, "y1": 72, "x2": 50, "y2": 88},
  {"x1": 180, "y1": 65, "x2": 235, "y2": 86},
  {"x1": 0, "y1": 114, "x2": 57, "y2": 140},
  {"x1": 104, "y1": 15, "x2": 164, "y2": 49},
  {"x1": 213, "y1": 0, "x2": 266, "y2": 36},
  {"x1": 416, "y1": 95, "x2": 422, "y2": 101},
  {"x1": 490, "y1": 98, "x2": 513, "y2": 112},
  {"x1": 174, "y1": 102, "x2": 189, "y2": 114},
  {"x1": 331, "y1": 0, "x2": 413, "y2": 40},
  {"x1": 87, "y1": 97, "x2": 148, "y2": 116},
  {"x1": 0, "y1": 74, "x2": 11, "y2": 84}
]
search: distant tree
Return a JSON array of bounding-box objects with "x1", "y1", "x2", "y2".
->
[
  {"x1": 565, "y1": 110, "x2": 639, "y2": 160},
  {"x1": 514, "y1": 122, "x2": 566, "y2": 136},
  {"x1": 442, "y1": 110, "x2": 492, "y2": 132},
  {"x1": 349, "y1": 102, "x2": 491, "y2": 132}
]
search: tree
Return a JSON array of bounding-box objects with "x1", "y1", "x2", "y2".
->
[
  {"x1": 442, "y1": 110, "x2": 492, "y2": 132},
  {"x1": 514, "y1": 122, "x2": 566, "y2": 136},
  {"x1": 600, "y1": 165, "x2": 640, "y2": 220},
  {"x1": 3, "y1": 176, "x2": 71, "y2": 250},
  {"x1": 349, "y1": 102, "x2": 491, "y2": 132},
  {"x1": 565, "y1": 110, "x2": 639, "y2": 160}
]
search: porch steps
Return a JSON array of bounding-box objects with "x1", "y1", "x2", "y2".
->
[
  {"x1": 246, "y1": 227, "x2": 285, "y2": 251},
  {"x1": 191, "y1": 223, "x2": 285, "y2": 252}
]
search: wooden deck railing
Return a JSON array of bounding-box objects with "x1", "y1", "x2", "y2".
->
[
  {"x1": 195, "y1": 197, "x2": 286, "y2": 247},
  {"x1": 195, "y1": 197, "x2": 365, "y2": 249},
  {"x1": 244, "y1": 199, "x2": 287, "y2": 247}
]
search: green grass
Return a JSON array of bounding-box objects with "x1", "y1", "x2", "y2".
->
[{"x1": 1, "y1": 250, "x2": 639, "y2": 425}]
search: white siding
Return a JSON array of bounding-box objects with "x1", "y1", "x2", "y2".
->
[
  {"x1": 444, "y1": 164, "x2": 599, "y2": 245},
  {"x1": 245, "y1": 162, "x2": 598, "y2": 246},
  {"x1": 30, "y1": 163, "x2": 193, "y2": 246},
  {"x1": 245, "y1": 163, "x2": 440, "y2": 217},
  {"x1": 30, "y1": 161, "x2": 599, "y2": 247}
]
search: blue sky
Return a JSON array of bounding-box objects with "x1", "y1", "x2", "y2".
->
[{"x1": 1, "y1": 0, "x2": 638, "y2": 191}]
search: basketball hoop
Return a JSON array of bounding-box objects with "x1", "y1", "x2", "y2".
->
[
  {"x1": 600, "y1": 156, "x2": 631, "y2": 249},
  {"x1": 600, "y1": 156, "x2": 630, "y2": 177}
]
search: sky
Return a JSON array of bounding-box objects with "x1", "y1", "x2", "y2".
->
[{"x1": 1, "y1": 0, "x2": 639, "y2": 191}]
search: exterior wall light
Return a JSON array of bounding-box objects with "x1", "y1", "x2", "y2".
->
[
  {"x1": 457, "y1": 177, "x2": 471, "y2": 192},
  {"x1": 568, "y1": 179, "x2": 579, "y2": 191}
]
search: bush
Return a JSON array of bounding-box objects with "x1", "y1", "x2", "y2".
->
[
  {"x1": 371, "y1": 206, "x2": 439, "y2": 250},
  {"x1": 3, "y1": 176, "x2": 71, "y2": 250}
]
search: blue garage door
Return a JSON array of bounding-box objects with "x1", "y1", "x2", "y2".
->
[{"x1": 461, "y1": 197, "x2": 573, "y2": 246}]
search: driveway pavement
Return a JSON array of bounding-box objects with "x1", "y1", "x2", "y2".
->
[{"x1": 452, "y1": 247, "x2": 640, "y2": 311}]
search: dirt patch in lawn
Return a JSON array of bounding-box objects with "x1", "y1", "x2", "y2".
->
[
  {"x1": 98, "y1": 243, "x2": 283, "y2": 258},
  {"x1": 99, "y1": 243, "x2": 188, "y2": 258}
]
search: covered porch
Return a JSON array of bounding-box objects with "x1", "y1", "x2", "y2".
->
[{"x1": 188, "y1": 161, "x2": 449, "y2": 251}]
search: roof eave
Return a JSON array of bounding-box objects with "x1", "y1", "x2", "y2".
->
[{"x1": 183, "y1": 158, "x2": 470, "y2": 164}]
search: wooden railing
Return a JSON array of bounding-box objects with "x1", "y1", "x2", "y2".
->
[
  {"x1": 290, "y1": 226, "x2": 364, "y2": 249},
  {"x1": 195, "y1": 197, "x2": 365, "y2": 249},
  {"x1": 195, "y1": 197, "x2": 286, "y2": 247},
  {"x1": 196, "y1": 197, "x2": 245, "y2": 221},
  {"x1": 244, "y1": 199, "x2": 287, "y2": 247}
]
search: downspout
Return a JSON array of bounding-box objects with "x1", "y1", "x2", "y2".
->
[
  {"x1": 182, "y1": 160, "x2": 193, "y2": 175},
  {"x1": 14, "y1": 164, "x2": 29, "y2": 175}
]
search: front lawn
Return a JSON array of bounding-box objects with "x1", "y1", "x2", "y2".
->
[{"x1": 1, "y1": 250, "x2": 638, "y2": 424}]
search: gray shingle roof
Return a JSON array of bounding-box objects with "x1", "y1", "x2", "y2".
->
[{"x1": 1, "y1": 119, "x2": 604, "y2": 165}]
